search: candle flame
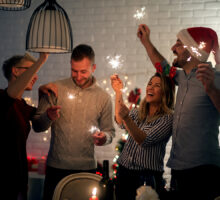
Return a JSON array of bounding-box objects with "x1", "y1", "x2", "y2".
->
[{"x1": 92, "y1": 187, "x2": 97, "y2": 196}]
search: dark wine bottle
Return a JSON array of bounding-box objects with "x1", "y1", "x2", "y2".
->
[{"x1": 99, "y1": 160, "x2": 114, "y2": 200}]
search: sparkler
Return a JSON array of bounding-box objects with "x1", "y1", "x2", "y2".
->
[
  {"x1": 187, "y1": 56, "x2": 192, "y2": 62},
  {"x1": 185, "y1": 42, "x2": 206, "y2": 62},
  {"x1": 67, "y1": 92, "x2": 75, "y2": 100},
  {"x1": 191, "y1": 46, "x2": 202, "y2": 57},
  {"x1": 133, "y1": 7, "x2": 146, "y2": 20},
  {"x1": 89, "y1": 126, "x2": 100, "y2": 134},
  {"x1": 198, "y1": 41, "x2": 206, "y2": 49},
  {"x1": 106, "y1": 54, "x2": 124, "y2": 70}
]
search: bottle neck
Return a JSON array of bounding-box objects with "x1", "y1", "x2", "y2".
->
[{"x1": 103, "y1": 160, "x2": 109, "y2": 179}]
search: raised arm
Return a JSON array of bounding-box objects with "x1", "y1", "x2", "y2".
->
[
  {"x1": 7, "y1": 53, "x2": 48, "y2": 99},
  {"x1": 110, "y1": 74, "x2": 124, "y2": 125},
  {"x1": 137, "y1": 24, "x2": 165, "y2": 66}
]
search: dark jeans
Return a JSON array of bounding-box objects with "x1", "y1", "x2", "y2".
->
[
  {"x1": 115, "y1": 165, "x2": 166, "y2": 200},
  {"x1": 43, "y1": 165, "x2": 96, "y2": 200},
  {"x1": 170, "y1": 165, "x2": 220, "y2": 200}
]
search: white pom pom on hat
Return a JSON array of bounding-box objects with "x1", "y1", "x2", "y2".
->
[{"x1": 177, "y1": 27, "x2": 220, "y2": 70}]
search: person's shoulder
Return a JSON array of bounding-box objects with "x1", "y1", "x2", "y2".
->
[
  {"x1": 164, "y1": 113, "x2": 173, "y2": 121},
  {"x1": 158, "y1": 113, "x2": 173, "y2": 122}
]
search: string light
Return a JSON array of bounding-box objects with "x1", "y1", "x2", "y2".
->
[
  {"x1": 122, "y1": 133, "x2": 128, "y2": 140},
  {"x1": 113, "y1": 155, "x2": 119, "y2": 163}
]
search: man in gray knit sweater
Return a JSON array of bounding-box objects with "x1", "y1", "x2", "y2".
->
[{"x1": 32, "y1": 44, "x2": 115, "y2": 200}]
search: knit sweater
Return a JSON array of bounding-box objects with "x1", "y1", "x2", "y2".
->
[{"x1": 32, "y1": 77, "x2": 115, "y2": 170}]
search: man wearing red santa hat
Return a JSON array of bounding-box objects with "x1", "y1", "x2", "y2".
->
[{"x1": 137, "y1": 25, "x2": 220, "y2": 200}]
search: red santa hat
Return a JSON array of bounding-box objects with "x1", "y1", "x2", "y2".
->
[{"x1": 177, "y1": 27, "x2": 220, "y2": 70}]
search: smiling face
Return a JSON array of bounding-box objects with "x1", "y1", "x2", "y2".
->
[
  {"x1": 146, "y1": 76, "x2": 162, "y2": 105},
  {"x1": 171, "y1": 39, "x2": 191, "y2": 68},
  {"x1": 71, "y1": 57, "x2": 96, "y2": 89}
]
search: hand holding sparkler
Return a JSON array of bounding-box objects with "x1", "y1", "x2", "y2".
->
[
  {"x1": 47, "y1": 105, "x2": 61, "y2": 121},
  {"x1": 39, "y1": 83, "x2": 58, "y2": 98},
  {"x1": 196, "y1": 62, "x2": 215, "y2": 93},
  {"x1": 92, "y1": 131, "x2": 107, "y2": 146},
  {"x1": 110, "y1": 74, "x2": 123, "y2": 93},
  {"x1": 137, "y1": 24, "x2": 151, "y2": 46}
]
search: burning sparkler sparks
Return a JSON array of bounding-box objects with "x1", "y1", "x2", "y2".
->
[
  {"x1": 198, "y1": 41, "x2": 206, "y2": 49},
  {"x1": 133, "y1": 7, "x2": 146, "y2": 20},
  {"x1": 191, "y1": 46, "x2": 202, "y2": 57},
  {"x1": 89, "y1": 126, "x2": 100, "y2": 134},
  {"x1": 106, "y1": 55, "x2": 124, "y2": 70},
  {"x1": 187, "y1": 56, "x2": 192, "y2": 62},
  {"x1": 67, "y1": 93, "x2": 75, "y2": 100}
]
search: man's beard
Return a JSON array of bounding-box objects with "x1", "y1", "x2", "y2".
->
[
  {"x1": 172, "y1": 52, "x2": 191, "y2": 68},
  {"x1": 172, "y1": 58, "x2": 183, "y2": 68},
  {"x1": 73, "y1": 75, "x2": 93, "y2": 88}
]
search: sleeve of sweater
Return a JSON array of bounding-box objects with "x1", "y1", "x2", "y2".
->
[
  {"x1": 32, "y1": 94, "x2": 55, "y2": 132},
  {"x1": 99, "y1": 95, "x2": 115, "y2": 145}
]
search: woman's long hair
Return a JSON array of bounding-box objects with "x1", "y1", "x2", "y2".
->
[{"x1": 138, "y1": 72, "x2": 175, "y2": 122}]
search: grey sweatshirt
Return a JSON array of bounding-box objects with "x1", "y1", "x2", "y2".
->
[{"x1": 32, "y1": 77, "x2": 115, "y2": 170}]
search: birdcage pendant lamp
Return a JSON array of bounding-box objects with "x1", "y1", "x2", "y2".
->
[
  {"x1": 0, "y1": 0, "x2": 31, "y2": 11},
  {"x1": 26, "y1": 0, "x2": 73, "y2": 53}
]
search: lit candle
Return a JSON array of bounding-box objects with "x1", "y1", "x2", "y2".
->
[{"x1": 89, "y1": 187, "x2": 98, "y2": 200}]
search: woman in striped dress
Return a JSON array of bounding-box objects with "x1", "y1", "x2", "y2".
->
[{"x1": 111, "y1": 72, "x2": 175, "y2": 200}]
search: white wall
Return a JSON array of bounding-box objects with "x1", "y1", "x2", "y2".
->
[{"x1": 1, "y1": 0, "x2": 220, "y2": 186}]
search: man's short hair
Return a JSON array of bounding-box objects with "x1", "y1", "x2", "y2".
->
[
  {"x1": 71, "y1": 44, "x2": 95, "y2": 64},
  {"x1": 2, "y1": 53, "x2": 36, "y2": 81}
]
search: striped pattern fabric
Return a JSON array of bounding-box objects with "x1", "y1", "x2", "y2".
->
[{"x1": 117, "y1": 109, "x2": 173, "y2": 172}]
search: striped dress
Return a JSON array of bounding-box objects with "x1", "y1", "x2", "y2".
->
[{"x1": 117, "y1": 108, "x2": 173, "y2": 172}]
